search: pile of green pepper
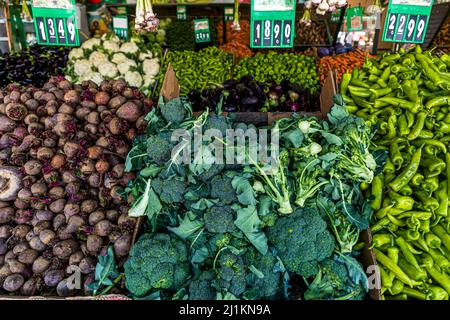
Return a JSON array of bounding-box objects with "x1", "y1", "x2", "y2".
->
[
  {"x1": 233, "y1": 51, "x2": 320, "y2": 93},
  {"x1": 158, "y1": 47, "x2": 233, "y2": 95},
  {"x1": 342, "y1": 46, "x2": 450, "y2": 300}
]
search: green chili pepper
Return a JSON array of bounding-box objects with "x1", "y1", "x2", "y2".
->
[
  {"x1": 411, "y1": 172, "x2": 424, "y2": 186},
  {"x1": 398, "y1": 184, "x2": 413, "y2": 196},
  {"x1": 401, "y1": 53, "x2": 415, "y2": 66},
  {"x1": 389, "y1": 146, "x2": 422, "y2": 192},
  {"x1": 397, "y1": 229, "x2": 420, "y2": 241},
  {"x1": 371, "y1": 234, "x2": 393, "y2": 249},
  {"x1": 435, "y1": 181, "x2": 449, "y2": 218},
  {"x1": 340, "y1": 72, "x2": 352, "y2": 95},
  {"x1": 398, "y1": 211, "x2": 433, "y2": 221},
  {"x1": 348, "y1": 85, "x2": 370, "y2": 98},
  {"x1": 426, "y1": 286, "x2": 449, "y2": 300},
  {"x1": 397, "y1": 114, "x2": 409, "y2": 137},
  {"x1": 421, "y1": 155, "x2": 446, "y2": 176},
  {"x1": 418, "y1": 130, "x2": 434, "y2": 139},
  {"x1": 397, "y1": 258, "x2": 427, "y2": 282},
  {"x1": 423, "y1": 176, "x2": 440, "y2": 195},
  {"x1": 387, "y1": 214, "x2": 406, "y2": 227},
  {"x1": 424, "y1": 264, "x2": 450, "y2": 295},
  {"x1": 389, "y1": 142, "x2": 404, "y2": 169},
  {"x1": 407, "y1": 112, "x2": 427, "y2": 140},
  {"x1": 388, "y1": 190, "x2": 414, "y2": 211},
  {"x1": 372, "y1": 217, "x2": 390, "y2": 233},
  {"x1": 371, "y1": 175, "x2": 384, "y2": 211},
  {"x1": 431, "y1": 225, "x2": 450, "y2": 252},
  {"x1": 420, "y1": 219, "x2": 431, "y2": 233},
  {"x1": 402, "y1": 287, "x2": 427, "y2": 300},
  {"x1": 412, "y1": 139, "x2": 447, "y2": 154},
  {"x1": 389, "y1": 279, "x2": 405, "y2": 295},
  {"x1": 415, "y1": 190, "x2": 439, "y2": 213},
  {"x1": 353, "y1": 96, "x2": 374, "y2": 109},
  {"x1": 396, "y1": 236, "x2": 422, "y2": 270},
  {"x1": 405, "y1": 110, "x2": 415, "y2": 128},
  {"x1": 376, "y1": 97, "x2": 420, "y2": 113},
  {"x1": 374, "y1": 248, "x2": 422, "y2": 288}
]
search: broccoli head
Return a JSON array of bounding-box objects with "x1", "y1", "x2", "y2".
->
[
  {"x1": 210, "y1": 175, "x2": 237, "y2": 205},
  {"x1": 244, "y1": 248, "x2": 282, "y2": 299},
  {"x1": 161, "y1": 97, "x2": 189, "y2": 124},
  {"x1": 267, "y1": 208, "x2": 335, "y2": 277},
  {"x1": 304, "y1": 256, "x2": 366, "y2": 300},
  {"x1": 203, "y1": 114, "x2": 229, "y2": 136},
  {"x1": 188, "y1": 271, "x2": 216, "y2": 300},
  {"x1": 124, "y1": 233, "x2": 190, "y2": 297},
  {"x1": 147, "y1": 132, "x2": 174, "y2": 166},
  {"x1": 204, "y1": 205, "x2": 238, "y2": 234},
  {"x1": 215, "y1": 251, "x2": 247, "y2": 297},
  {"x1": 197, "y1": 164, "x2": 225, "y2": 182},
  {"x1": 207, "y1": 233, "x2": 232, "y2": 254},
  {"x1": 151, "y1": 176, "x2": 186, "y2": 204}
]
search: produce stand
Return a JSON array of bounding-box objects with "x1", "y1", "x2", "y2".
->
[{"x1": 1, "y1": 0, "x2": 450, "y2": 306}]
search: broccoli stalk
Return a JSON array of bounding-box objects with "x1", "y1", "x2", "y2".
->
[
  {"x1": 294, "y1": 158, "x2": 329, "y2": 207},
  {"x1": 248, "y1": 150, "x2": 293, "y2": 215}
]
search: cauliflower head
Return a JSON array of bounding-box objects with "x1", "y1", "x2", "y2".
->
[
  {"x1": 120, "y1": 41, "x2": 139, "y2": 54},
  {"x1": 81, "y1": 38, "x2": 101, "y2": 50},
  {"x1": 98, "y1": 61, "x2": 119, "y2": 79},
  {"x1": 117, "y1": 59, "x2": 137, "y2": 75},
  {"x1": 139, "y1": 51, "x2": 153, "y2": 61},
  {"x1": 103, "y1": 40, "x2": 120, "y2": 52},
  {"x1": 142, "y1": 59, "x2": 160, "y2": 77},
  {"x1": 111, "y1": 52, "x2": 128, "y2": 64},
  {"x1": 124, "y1": 71, "x2": 143, "y2": 88},
  {"x1": 80, "y1": 72, "x2": 104, "y2": 85},
  {"x1": 68, "y1": 48, "x2": 84, "y2": 60},
  {"x1": 89, "y1": 51, "x2": 109, "y2": 68},
  {"x1": 74, "y1": 59, "x2": 93, "y2": 77}
]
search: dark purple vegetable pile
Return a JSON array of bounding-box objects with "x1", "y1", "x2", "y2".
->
[
  {"x1": 0, "y1": 46, "x2": 70, "y2": 89},
  {"x1": 188, "y1": 76, "x2": 320, "y2": 113},
  {"x1": 0, "y1": 77, "x2": 153, "y2": 296}
]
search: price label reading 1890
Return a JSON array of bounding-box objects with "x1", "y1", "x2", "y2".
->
[
  {"x1": 250, "y1": 0, "x2": 296, "y2": 49},
  {"x1": 32, "y1": 0, "x2": 79, "y2": 46}
]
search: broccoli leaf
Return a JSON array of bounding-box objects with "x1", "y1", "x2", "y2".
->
[
  {"x1": 249, "y1": 265, "x2": 265, "y2": 279},
  {"x1": 320, "y1": 132, "x2": 343, "y2": 146},
  {"x1": 88, "y1": 246, "x2": 121, "y2": 296},
  {"x1": 128, "y1": 179, "x2": 162, "y2": 219},
  {"x1": 231, "y1": 176, "x2": 257, "y2": 206},
  {"x1": 283, "y1": 129, "x2": 304, "y2": 148},
  {"x1": 125, "y1": 141, "x2": 148, "y2": 172},
  {"x1": 335, "y1": 253, "x2": 369, "y2": 292},
  {"x1": 233, "y1": 205, "x2": 268, "y2": 255},
  {"x1": 191, "y1": 198, "x2": 219, "y2": 211},
  {"x1": 167, "y1": 212, "x2": 204, "y2": 241}
]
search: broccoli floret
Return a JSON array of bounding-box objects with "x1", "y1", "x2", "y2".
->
[
  {"x1": 151, "y1": 176, "x2": 186, "y2": 204},
  {"x1": 188, "y1": 271, "x2": 216, "y2": 300},
  {"x1": 215, "y1": 251, "x2": 247, "y2": 297},
  {"x1": 207, "y1": 233, "x2": 232, "y2": 254},
  {"x1": 124, "y1": 233, "x2": 190, "y2": 297},
  {"x1": 161, "y1": 97, "x2": 188, "y2": 124},
  {"x1": 210, "y1": 175, "x2": 237, "y2": 205},
  {"x1": 304, "y1": 255, "x2": 367, "y2": 300},
  {"x1": 197, "y1": 164, "x2": 225, "y2": 182},
  {"x1": 267, "y1": 208, "x2": 335, "y2": 277},
  {"x1": 203, "y1": 114, "x2": 229, "y2": 136},
  {"x1": 147, "y1": 132, "x2": 174, "y2": 166},
  {"x1": 244, "y1": 248, "x2": 282, "y2": 299},
  {"x1": 204, "y1": 205, "x2": 238, "y2": 234}
]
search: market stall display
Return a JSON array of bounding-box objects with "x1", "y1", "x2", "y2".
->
[
  {"x1": 342, "y1": 46, "x2": 450, "y2": 300},
  {"x1": 318, "y1": 50, "x2": 369, "y2": 84},
  {"x1": 0, "y1": 76, "x2": 154, "y2": 296},
  {"x1": 121, "y1": 94, "x2": 383, "y2": 300}
]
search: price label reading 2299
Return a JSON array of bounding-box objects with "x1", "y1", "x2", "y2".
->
[
  {"x1": 384, "y1": 12, "x2": 428, "y2": 43},
  {"x1": 36, "y1": 16, "x2": 78, "y2": 46},
  {"x1": 253, "y1": 19, "x2": 292, "y2": 47}
]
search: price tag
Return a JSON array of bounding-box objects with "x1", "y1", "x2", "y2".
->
[
  {"x1": 177, "y1": 5, "x2": 187, "y2": 20},
  {"x1": 113, "y1": 15, "x2": 129, "y2": 40},
  {"x1": 347, "y1": 6, "x2": 363, "y2": 32},
  {"x1": 194, "y1": 18, "x2": 211, "y2": 43},
  {"x1": 250, "y1": 0, "x2": 296, "y2": 49},
  {"x1": 31, "y1": 0, "x2": 79, "y2": 46},
  {"x1": 382, "y1": 0, "x2": 433, "y2": 43},
  {"x1": 224, "y1": 6, "x2": 234, "y2": 22},
  {"x1": 331, "y1": 8, "x2": 342, "y2": 24}
]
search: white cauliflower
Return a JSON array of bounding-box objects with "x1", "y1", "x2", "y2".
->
[
  {"x1": 103, "y1": 40, "x2": 120, "y2": 53},
  {"x1": 98, "y1": 61, "x2": 118, "y2": 79},
  {"x1": 65, "y1": 75, "x2": 73, "y2": 82},
  {"x1": 142, "y1": 58, "x2": 160, "y2": 77},
  {"x1": 117, "y1": 59, "x2": 137, "y2": 75},
  {"x1": 120, "y1": 41, "x2": 139, "y2": 54},
  {"x1": 111, "y1": 52, "x2": 128, "y2": 64},
  {"x1": 68, "y1": 48, "x2": 84, "y2": 60},
  {"x1": 89, "y1": 51, "x2": 109, "y2": 68},
  {"x1": 81, "y1": 38, "x2": 101, "y2": 50},
  {"x1": 139, "y1": 51, "x2": 153, "y2": 61},
  {"x1": 81, "y1": 72, "x2": 104, "y2": 85},
  {"x1": 124, "y1": 71, "x2": 143, "y2": 88},
  {"x1": 74, "y1": 59, "x2": 93, "y2": 77}
]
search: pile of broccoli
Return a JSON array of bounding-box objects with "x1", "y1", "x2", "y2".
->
[{"x1": 123, "y1": 95, "x2": 377, "y2": 300}]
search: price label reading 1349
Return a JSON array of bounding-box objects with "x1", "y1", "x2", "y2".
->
[{"x1": 32, "y1": 0, "x2": 79, "y2": 46}]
